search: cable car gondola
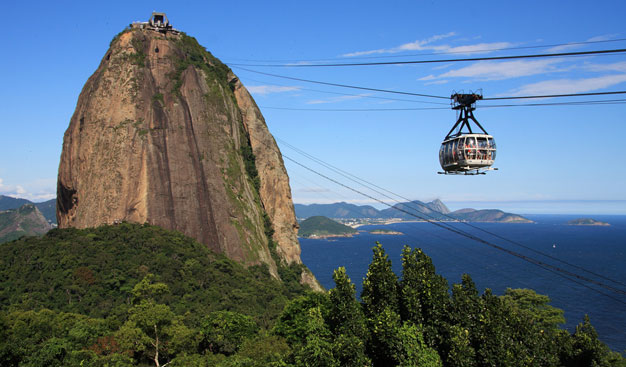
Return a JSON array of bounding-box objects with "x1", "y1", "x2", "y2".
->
[{"x1": 438, "y1": 92, "x2": 497, "y2": 175}]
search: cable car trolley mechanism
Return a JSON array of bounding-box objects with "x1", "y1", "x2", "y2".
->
[{"x1": 438, "y1": 92, "x2": 497, "y2": 175}]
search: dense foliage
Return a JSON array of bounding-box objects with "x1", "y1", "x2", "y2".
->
[
  {"x1": 298, "y1": 216, "x2": 358, "y2": 238},
  {"x1": 1, "y1": 227, "x2": 623, "y2": 366}
]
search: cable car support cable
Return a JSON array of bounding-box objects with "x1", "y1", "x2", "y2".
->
[
  {"x1": 229, "y1": 48, "x2": 626, "y2": 67},
  {"x1": 235, "y1": 66, "x2": 626, "y2": 102}
]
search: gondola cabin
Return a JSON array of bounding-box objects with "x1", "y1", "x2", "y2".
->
[
  {"x1": 439, "y1": 134, "x2": 496, "y2": 173},
  {"x1": 439, "y1": 92, "x2": 497, "y2": 175}
]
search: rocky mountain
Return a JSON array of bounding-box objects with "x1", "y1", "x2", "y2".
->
[
  {"x1": 0, "y1": 195, "x2": 57, "y2": 225},
  {"x1": 0, "y1": 204, "x2": 53, "y2": 243},
  {"x1": 451, "y1": 208, "x2": 532, "y2": 223},
  {"x1": 379, "y1": 199, "x2": 451, "y2": 220},
  {"x1": 56, "y1": 25, "x2": 319, "y2": 289},
  {"x1": 0, "y1": 195, "x2": 30, "y2": 211},
  {"x1": 295, "y1": 200, "x2": 452, "y2": 220},
  {"x1": 294, "y1": 200, "x2": 532, "y2": 223},
  {"x1": 294, "y1": 202, "x2": 380, "y2": 219}
]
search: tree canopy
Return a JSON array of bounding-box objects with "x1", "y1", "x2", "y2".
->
[{"x1": 1, "y1": 225, "x2": 623, "y2": 366}]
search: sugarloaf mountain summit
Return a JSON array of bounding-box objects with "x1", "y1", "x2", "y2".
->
[{"x1": 57, "y1": 13, "x2": 320, "y2": 289}]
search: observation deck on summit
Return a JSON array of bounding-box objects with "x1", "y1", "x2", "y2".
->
[{"x1": 131, "y1": 12, "x2": 179, "y2": 34}]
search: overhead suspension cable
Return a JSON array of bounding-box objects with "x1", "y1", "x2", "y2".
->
[
  {"x1": 230, "y1": 48, "x2": 626, "y2": 67},
  {"x1": 278, "y1": 138, "x2": 626, "y2": 289},
  {"x1": 278, "y1": 138, "x2": 626, "y2": 290},
  {"x1": 233, "y1": 66, "x2": 450, "y2": 99},
  {"x1": 260, "y1": 99, "x2": 626, "y2": 112},
  {"x1": 277, "y1": 151, "x2": 626, "y2": 304},
  {"x1": 236, "y1": 66, "x2": 626, "y2": 102},
  {"x1": 242, "y1": 75, "x2": 449, "y2": 105},
  {"x1": 223, "y1": 38, "x2": 626, "y2": 63},
  {"x1": 483, "y1": 91, "x2": 626, "y2": 100}
]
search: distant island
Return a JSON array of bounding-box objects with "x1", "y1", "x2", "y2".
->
[
  {"x1": 295, "y1": 200, "x2": 533, "y2": 224},
  {"x1": 369, "y1": 229, "x2": 403, "y2": 235},
  {"x1": 567, "y1": 218, "x2": 610, "y2": 226},
  {"x1": 298, "y1": 216, "x2": 358, "y2": 238}
]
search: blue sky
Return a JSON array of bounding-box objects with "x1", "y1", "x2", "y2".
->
[{"x1": 1, "y1": 0, "x2": 625, "y2": 214}]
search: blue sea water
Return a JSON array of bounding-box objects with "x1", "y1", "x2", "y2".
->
[{"x1": 300, "y1": 214, "x2": 626, "y2": 353}]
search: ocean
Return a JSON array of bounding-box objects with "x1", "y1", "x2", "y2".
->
[{"x1": 300, "y1": 214, "x2": 626, "y2": 353}]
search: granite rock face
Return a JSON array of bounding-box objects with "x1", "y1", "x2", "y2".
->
[{"x1": 57, "y1": 29, "x2": 320, "y2": 289}]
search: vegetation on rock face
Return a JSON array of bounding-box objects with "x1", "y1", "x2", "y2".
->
[
  {"x1": 298, "y1": 216, "x2": 358, "y2": 238},
  {"x1": 1, "y1": 226, "x2": 623, "y2": 366}
]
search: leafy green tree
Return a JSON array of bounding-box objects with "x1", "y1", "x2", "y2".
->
[
  {"x1": 399, "y1": 245, "x2": 450, "y2": 347},
  {"x1": 395, "y1": 322, "x2": 443, "y2": 367},
  {"x1": 272, "y1": 292, "x2": 330, "y2": 346},
  {"x1": 0, "y1": 309, "x2": 108, "y2": 367},
  {"x1": 502, "y1": 288, "x2": 565, "y2": 330},
  {"x1": 361, "y1": 242, "x2": 399, "y2": 318},
  {"x1": 202, "y1": 311, "x2": 259, "y2": 355},
  {"x1": 500, "y1": 288, "x2": 564, "y2": 366},
  {"x1": 115, "y1": 274, "x2": 199, "y2": 366},
  {"x1": 450, "y1": 274, "x2": 482, "y2": 331},
  {"x1": 293, "y1": 308, "x2": 337, "y2": 367},
  {"x1": 561, "y1": 315, "x2": 625, "y2": 367},
  {"x1": 328, "y1": 267, "x2": 367, "y2": 337},
  {"x1": 367, "y1": 306, "x2": 401, "y2": 366},
  {"x1": 367, "y1": 308, "x2": 441, "y2": 367},
  {"x1": 328, "y1": 267, "x2": 370, "y2": 367},
  {"x1": 238, "y1": 334, "x2": 291, "y2": 367},
  {"x1": 442, "y1": 324, "x2": 476, "y2": 367}
]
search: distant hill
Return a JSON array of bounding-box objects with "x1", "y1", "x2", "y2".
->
[
  {"x1": 0, "y1": 204, "x2": 53, "y2": 243},
  {"x1": 295, "y1": 199, "x2": 450, "y2": 220},
  {"x1": 0, "y1": 195, "x2": 31, "y2": 211},
  {"x1": 294, "y1": 199, "x2": 532, "y2": 223},
  {"x1": 0, "y1": 195, "x2": 57, "y2": 225},
  {"x1": 298, "y1": 216, "x2": 358, "y2": 238},
  {"x1": 379, "y1": 199, "x2": 451, "y2": 220},
  {"x1": 294, "y1": 202, "x2": 380, "y2": 219},
  {"x1": 451, "y1": 208, "x2": 532, "y2": 223},
  {"x1": 567, "y1": 218, "x2": 610, "y2": 226}
]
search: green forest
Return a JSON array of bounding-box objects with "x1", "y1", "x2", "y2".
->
[
  {"x1": 0, "y1": 224, "x2": 623, "y2": 366},
  {"x1": 298, "y1": 216, "x2": 357, "y2": 238}
]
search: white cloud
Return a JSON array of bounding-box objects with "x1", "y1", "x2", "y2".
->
[
  {"x1": 505, "y1": 73, "x2": 626, "y2": 96},
  {"x1": 0, "y1": 177, "x2": 56, "y2": 202},
  {"x1": 444, "y1": 42, "x2": 512, "y2": 54},
  {"x1": 306, "y1": 94, "x2": 370, "y2": 105},
  {"x1": 395, "y1": 32, "x2": 457, "y2": 52},
  {"x1": 247, "y1": 85, "x2": 300, "y2": 95},
  {"x1": 418, "y1": 75, "x2": 436, "y2": 81},
  {"x1": 584, "y1": 61, "x2": 626, "y2": 73},
  {"x1": 342, "y1": 33, "x2": 514, "y2": 58},
  {"x1": 437, "y1": 59, "x2": 562, "y2": 80},
  {"x1": 424, "y1": 80, "x2": 449, "y2": 86},
  {"x1": 546, "y1": 34, "x2": 620, "y2": 53}
]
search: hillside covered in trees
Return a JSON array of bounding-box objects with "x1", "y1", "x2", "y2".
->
[
  {"x1": 298, "y1": 216, "x2": 358, "y2": 238},
  {"x1": 0, "y1": 224, "x2": 623, "y2": 366}
]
